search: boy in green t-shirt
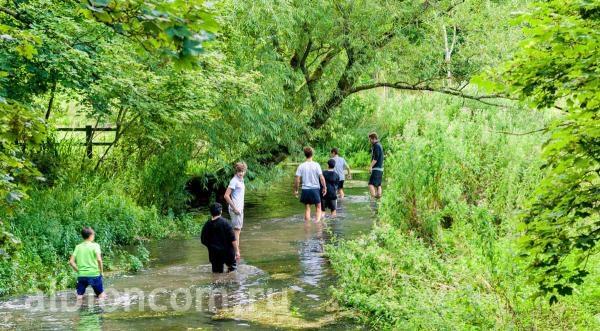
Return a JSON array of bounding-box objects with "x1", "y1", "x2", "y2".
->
[{"x1": 69, "y1": 227, "x2": 106, "y2": 300}]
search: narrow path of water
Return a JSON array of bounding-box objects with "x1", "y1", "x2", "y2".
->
[{"x1": 0, "y1": 168, "x2": 375, "y2": 330}]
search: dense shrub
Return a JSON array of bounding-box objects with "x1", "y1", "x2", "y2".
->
[
  {"x1": 0, "y1": 178, "x2": 198, "y2": 296},
  {"x1": 327, "y1": 95, "x2": 600, "y2": 329}
]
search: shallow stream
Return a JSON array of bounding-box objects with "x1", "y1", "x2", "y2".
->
[{"x1": 0, "y1": 167, "x2": 375, "y2": 330}]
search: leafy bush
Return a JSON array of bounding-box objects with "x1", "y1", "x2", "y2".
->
[
  {"x1": 0, "y1": 177, "x2": 198, "y2": 296},
  {"x1": 327, "y1": 95, "x2": 600, "y2": 329}
]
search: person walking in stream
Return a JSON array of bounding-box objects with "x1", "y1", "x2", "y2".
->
[
  {"x1": 321, "y1": 158, "x2": 340, "y2": 218},
  {"x1": 224, "y1": 162, "x2": 246, "y2": 261},
  {"x1": 368, "y1": 132, "x2": 384, "y2": 199},
  {"x1": 201, "y1": 203, "x2": 239, "y2": 273},
  {"x1": 294, "y1": 147, "x2": 327, "y2": 222},
  {"x1": 330, "y1": 148, "x2": 351, "y2": 199},
  {"x1": 69, "y1": 227, "x2": 106, "y2": 301}
]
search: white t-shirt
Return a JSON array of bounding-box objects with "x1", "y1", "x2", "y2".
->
[
  {"x1": 333, "y1": 155, "x2": 347, "y2": 181},
  {"x1": 296, "y1": 161, "x2": 323, "y2": 190},
  {"x1": 227, "y1": 175, "x2": 245, "y2": 211}
]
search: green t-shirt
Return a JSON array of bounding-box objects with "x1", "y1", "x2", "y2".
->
[{"x1": 72, "y1": 241, "x2": 101, "y2": 277}]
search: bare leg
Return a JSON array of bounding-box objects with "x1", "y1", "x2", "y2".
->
[
  {"x1": 315, "y1": 203, "x2": 322, "y2": 223},
  {"x1": 97, "y1": 292, "x2": 106, "y2": 300},
  {"x1": 304, "y1": 204, "x2": 311, "y2": 222},
  {"x1": 331, "y1": 209, "x2": 337, "y2": 218},
  {"x1": 339, "y1": 188, "x2": 345, "y2": 199},
  {"x1": 234, "y1": 229, "x2": 241, "y2": 258},
  {"x1": 377, "y1": 186, "x2": 382, "y2": 199},
  {"x1": 368, "y1": 184, "x2": 376, "y2": 198}
]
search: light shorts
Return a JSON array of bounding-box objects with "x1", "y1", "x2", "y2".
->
[{"x1": 229, "y1": 207, "x2": 244, "y2": 229}]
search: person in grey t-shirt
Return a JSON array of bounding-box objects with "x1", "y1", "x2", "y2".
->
[
  {"x1": 294, "y1": 147, "x2": 327, "y2": 222},
  {"x1": 330, "y1": 148, "x2": 352, "y2": 199},
  {"x1": 224, "y1": 162, "x2": 246, "y2": 261}
]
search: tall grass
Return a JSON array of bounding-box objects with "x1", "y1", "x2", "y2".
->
[
  {"x1": 0, "y1": 176, "x2": 199, "y2": 297},
  {"x1": 327, "y1": 94, "x2": 600, "y2": 329}
]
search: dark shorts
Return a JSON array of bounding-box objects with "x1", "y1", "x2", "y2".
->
[
  {"x1": 369, "y1": 170, "x2": 383, "y2": 187},
  {"x1": 300, "y1": 189, "x2": 321, "y2": 205},
  {"x1": 76, "y1": 276, "x2": 104, "y2": 296},
  {"x1": 321, "y1": 198, "x2": 337, "y2": 212},
  {"x1": 208, "y1": 249, "x2": 237, "y2": 273},
  {"x1": 338, "y1": 180, "x2": 344, "y2": 189}
]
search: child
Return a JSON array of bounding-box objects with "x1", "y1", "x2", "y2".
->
[
  {"x1": 201, "y1": 203, "x2": 239, "y2": 273},
  {"x1": 294, "y1": 146, "x2": 327, "y2": 222},
  {"x1": 321, "y1": 158, "x2": 340, "y2": 217},
  {"x1": 223, "y1": 162, "x2": 246, "y2": 261},
  {"x1": 69, "y1": 227, "x2": 106, "y2": 300}
]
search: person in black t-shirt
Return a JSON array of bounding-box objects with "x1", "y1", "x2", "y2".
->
[
  {"x1": 321, "y1": 159, "x2": 340, "y2": 217},
  {"x1": 368, "y1": 132, "x2": 384, "y2": 199},
  {"x1": 200, "y1": 203, "x2": 239, "y2": 273}
]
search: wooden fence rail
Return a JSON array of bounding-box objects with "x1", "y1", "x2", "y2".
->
[{"x1": 56, "y1": 125, "x2": 118, "y2": 158}]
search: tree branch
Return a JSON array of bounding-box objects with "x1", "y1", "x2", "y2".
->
[
  {"x1": 299, "y1": 38, "x2": 318, "y2": 107},
  {"x1": 349, "y1": 81, "x2": 512, "y2": 107}
]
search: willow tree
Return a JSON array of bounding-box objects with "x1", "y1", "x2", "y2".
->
[{"x1": 222, "y1": 0, "x2": 521, "y2": 161}]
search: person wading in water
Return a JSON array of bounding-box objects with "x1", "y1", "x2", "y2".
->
[
  {"x1": 368, "y1": 132, "x2": 384, "y2": 199},
  {"x1": 294, "y1": 147, "x2": 327, "y2": 222},
  {"x1": 224, "y1": 162, "x2": 246, "y2": 261}
]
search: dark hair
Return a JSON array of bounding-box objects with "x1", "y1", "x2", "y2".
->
[
  {"x1": 303, "y1": 146, "x2": 313, "y2": 158},
  {"x1": 327, "y1": 158, "x2": 336, "y2": 169},
  {"x1": 368, "y1": 132, "x2": 378, "y2": 140},
  {"x1": 210, "y1": 202, "x2": 222, "y2": 217},
  {"x1": 81, "y1": 227, "x2": 95, "y2": 239},
  {"x1": 331, "y1": 148, "x2": 339, "y2": 155}
]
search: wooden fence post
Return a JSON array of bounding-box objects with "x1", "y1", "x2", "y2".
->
[{"x1": 85, "y1": 125, "x2": 93, "y2": 159}]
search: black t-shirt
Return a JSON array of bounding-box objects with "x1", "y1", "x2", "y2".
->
[
  {"x1": 371, "y1": 142, "x2": 384, "y2": 169},
  {"x1": 321, "y1": 170, "x2": 340, "y2": 200},
  {"x1": 200, "y1": 217, "x2": 235, "y2": 252}
]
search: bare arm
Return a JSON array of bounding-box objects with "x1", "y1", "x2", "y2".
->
[
  {"x1": 233, "y1": 240, "x2": 240, "y2": 259},
  {"x1": 224, "y1": 187, "x2": 240, "y2": 214},
  {"x1": 345, "y1": 163, "x2": 352, "y2": 179},
  {"x1": 320, "y1": 175, "x2": 327, "y2": 195},
  {"x1": 370, "y1": 159, "x2": 377, "y2": 172},
  {"x1": 294, "y1": 176, "x2": 300, "y2": 196},
  {"x1": 69, "y1": 255, "x2": 78, "y2": 273},
  {"x1": 96, "y1": 251, "x2": 103, "y2": 275}
]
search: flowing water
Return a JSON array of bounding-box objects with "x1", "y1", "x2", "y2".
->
[{"x1": 0, "y1": 167, "x2": 375, "y2": 330}]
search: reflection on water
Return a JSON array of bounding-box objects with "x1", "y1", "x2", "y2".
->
[
  {"x1": 0, "y1": 167, "x2": 374, "y2": 330},
  {"x1": 299, "y1": 222, "x2": 326, "y2": 287}
]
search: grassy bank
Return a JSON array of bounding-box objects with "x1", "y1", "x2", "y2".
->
[
  {"x1": 0, "y1": 177, "x2": 200, "y2": 297},
  {"x1": 326, "y1": 95, "x2": 600, "y2": 329}
]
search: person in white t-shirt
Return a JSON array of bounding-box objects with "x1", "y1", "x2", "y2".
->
[
  {"x1": 224, "y1": 162, "x2": 246, "y2": 261},
  {"x1": 294, "y1": 147, "x2": 327, "y2": 222}
]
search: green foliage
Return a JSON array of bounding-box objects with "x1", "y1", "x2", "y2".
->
[
  {"x1": 328, "y1": 95, "x2": 599, "y2": 329},
  {"x1": 222, "y1": 0, "x2": 522, "y2": 163},
  {"x1": 0, "y1": 177, "x2": 198, "y2": 296},
  {"x1": 0, "y1": 101, "x2": 46, "y2": 206},
  {"x1": 486, "y1": 0, "x2": 600, "y2": 301},
  {"x1": 83, "y1": 0, "x2": 218, "y2": 65}
]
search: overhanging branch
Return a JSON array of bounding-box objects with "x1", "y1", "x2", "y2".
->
[{"x1": 349, "y1": 81, "x2": 512, "y2": 107}]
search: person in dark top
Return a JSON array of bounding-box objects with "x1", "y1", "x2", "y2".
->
[
  {"x1": 368, "y1": 132, "x2": 384, "y2": 199},
  {"x1": 200, "y1": 203, "x2": 239, "y2": 273},
  {"x1": 321, "y1": 159, "x2": 340, "y2": 217}
]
